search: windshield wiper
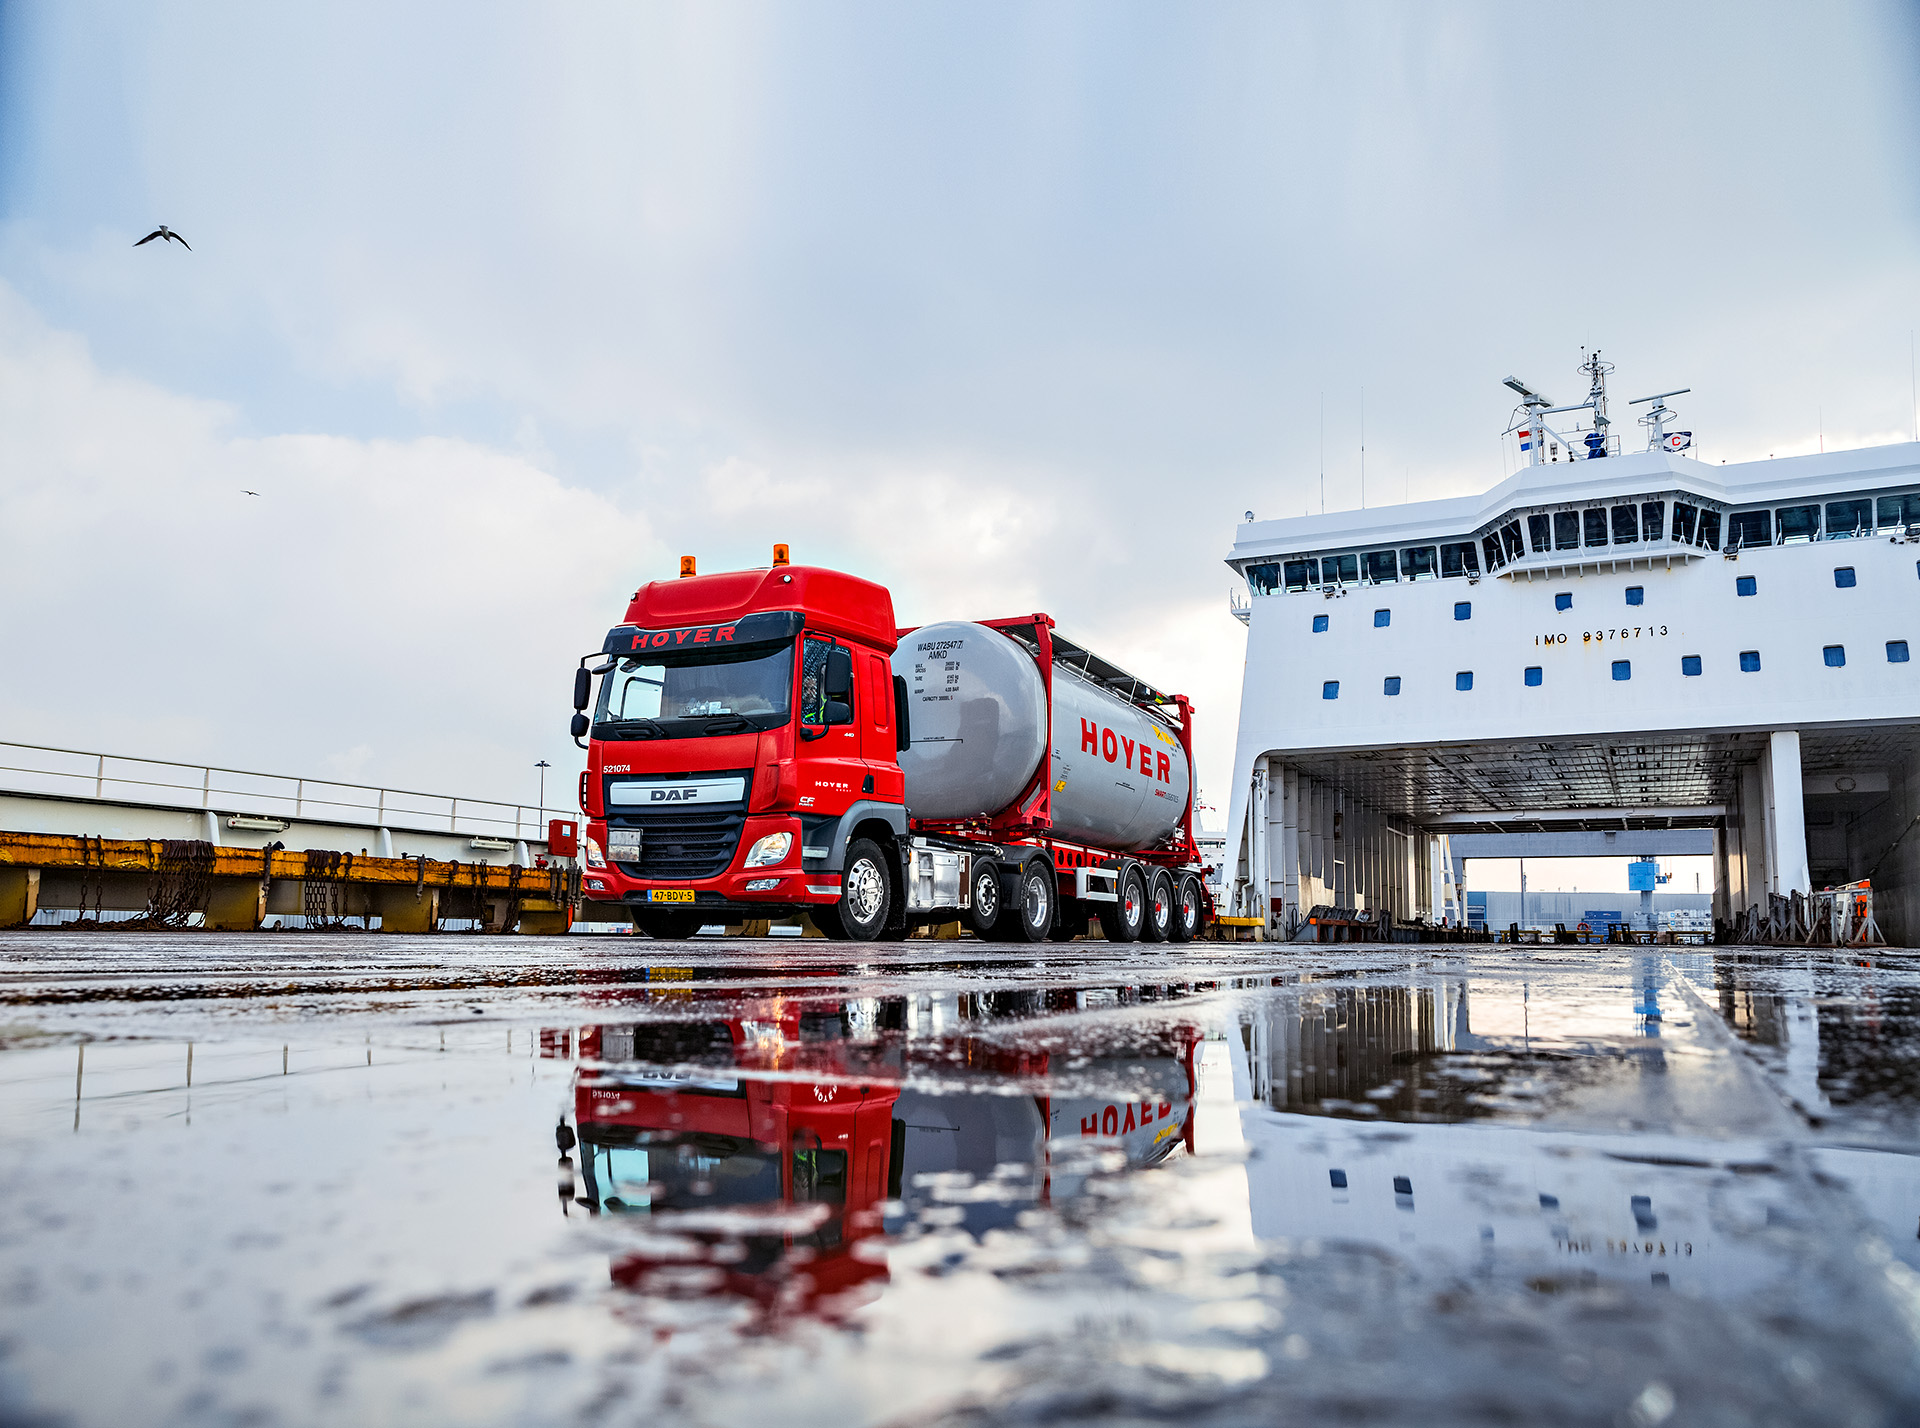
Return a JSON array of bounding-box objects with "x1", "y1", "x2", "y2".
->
[
  {"x1": 600, "y1": 717, "x2": 668, "y2": 740},
  {"x1": 701, "y1": 716, "x2": 754, "y2": 736}
]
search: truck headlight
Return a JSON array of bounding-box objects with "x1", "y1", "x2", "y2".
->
[
  {"x1": 743, "y1": 831, "x2": 793, "y2": 868},
  {"x1": 584, "y1": 835, "x2": 606, "y2": 869}
]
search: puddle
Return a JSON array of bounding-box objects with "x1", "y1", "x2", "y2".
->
[{"x1": 2, "y1": 935, "x2": 1918, "y2": 1425}]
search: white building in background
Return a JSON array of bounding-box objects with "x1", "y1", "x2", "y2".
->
[{"x1": 1223, "y1": 359, "x2": 1920, "y2": 942}]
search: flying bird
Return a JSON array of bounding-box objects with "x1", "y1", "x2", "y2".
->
[
  {"x1": 134, "y1": 225, "x2": 190, "y2": 250},
  {"x1": 241, "y1": 490, "x2": 259, "y2": 496}
]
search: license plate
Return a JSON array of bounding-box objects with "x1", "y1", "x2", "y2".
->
[{"x1": 647, "y1": 889, "x2": 695, "y2": 904}]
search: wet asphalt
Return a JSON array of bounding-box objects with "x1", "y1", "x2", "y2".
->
[{"x1": 2, "y1": 931, "x2": 1919, "y2": 1427}]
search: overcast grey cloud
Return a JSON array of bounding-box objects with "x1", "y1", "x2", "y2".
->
[{"x1": 1, "y1": 0, "x2": 1916, "y2": 810}]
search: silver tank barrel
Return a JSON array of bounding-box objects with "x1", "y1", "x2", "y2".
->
[{"x1": 892, "y1": 621, "x2": 1191, "y2": 851}]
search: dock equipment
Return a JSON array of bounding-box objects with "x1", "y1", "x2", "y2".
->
[{"x1": 0, "y1": 831, "x2": 578, "y2": 933}]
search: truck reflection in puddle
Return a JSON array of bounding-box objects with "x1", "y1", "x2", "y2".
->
[{"x1": 551, "y1": 1006, "x2": 1197, "y2": 1323}]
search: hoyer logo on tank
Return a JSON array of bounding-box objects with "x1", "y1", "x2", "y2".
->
[{"x1": 1082, "y1": 720, "x2": 1174, "y2": 783}]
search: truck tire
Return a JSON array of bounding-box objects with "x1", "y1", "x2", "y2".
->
[
  {"x1": 630, "y1": 907, "x2": 704, "y2": 940},
  {"x1": 1011, "y1": 859, "x2": 1055, "y2": 943},
  {"x1": 1097, "y1": 864, "x2": 1146, "y2": 943},
  {"x1": 814, "y1": 838, "x2": 891, "y2": 941},
  {"x1": 1141, "y1": 868, "x2": 1175, "y2": 942},
  {"x1": 966, "y1": 860, "x2": 1002, "y2": 940},
  {"x1": 1168, "y1": 875, "x2": 1203, "y2": 942}
]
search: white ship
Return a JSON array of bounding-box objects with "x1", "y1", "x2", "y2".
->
[{"x1": 1223, "y1": 356, "x2": 1920, "y2": 944}]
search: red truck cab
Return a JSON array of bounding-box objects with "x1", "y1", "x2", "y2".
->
[{"x1": 573, "y1": 561, "x2": 910, "y2": 938}]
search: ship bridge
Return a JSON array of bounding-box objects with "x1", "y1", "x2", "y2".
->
[{"x1": 1224, "y1": 402, "x2": 1920, "y2": 943}]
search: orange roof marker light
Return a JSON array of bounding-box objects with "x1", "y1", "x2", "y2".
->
[
  {"x1": 679, "y1": 556, "x2": 697, "y2": 578},
  {"x1": 772, "y1": 543, "x2": 790, "y2": 567}
]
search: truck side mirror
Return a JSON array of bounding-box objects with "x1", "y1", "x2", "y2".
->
[
  {"x1": 570, "y1": 712, "x2": 589, "y2": 739},
  {"x1": 572, "y1": 667, "x2": 591, "y2": 710},
  {"x1": 825, "y1": 699, "x2": 852, "y2": 726},
  {"x1": 893, "y1": 675, "x2": 911, "y2": 751},
  {"x1": 825, "y1": 646, "x2": 853, "y2": 699}
]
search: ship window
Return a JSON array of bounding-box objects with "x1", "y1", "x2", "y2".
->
[
  {"x1": 1455, "y1": 671, "x2": 1473, "y2": 691},
  {"x1": 1823, "y1": 645, "x2": 1846, "y2": 668},
  {"x1": 1401, "y1": 546, "x2": 1438, "y2": 580},
  {"x1": 1524, "y1": 666, "x2": 1542, "y2": 687},
  {"x1": 1502, "y1": 522, "x2": 1525, "y2": 561},
  {"x1": 1698, "y1": 510, "x2": 1723, "y2": 549},
  {"x1": 1682, "y1": 655, "x2": 1702, "y2": 676},
  {"x1": 1834, "y1": 567, "x2": 1857, "y2": 588},
  {"x1": 1363, "y1": 550, "x2": 1398, "y2": 584},
  {"x1": 1583, "y1": 509, "x2": 1609, "y2": 547},
  {"x1": 1727, "y1": 511, "x2": 1770, "y2": 549},
  {"x1": 1246, "y1": 563, "x2": 1280, "y2": 596},
  {"x1": 1553, "y1": 512, "x2": 1580, "y2": 550},
  {"x1": 1739, "y1": 650, "x2": 1762, "y2": 672},
  {"x1": 1454, "y1": 601, "x2": 1472, "y2": 621},
  {"x1": 1826, "y1": 499, "x2": 1872, "y2": 538},
  {"x1": 1776, "y1": 504, "x2": 1820, "y2": 544},
  {"x1": 1312, "y1": 614, "x2": 1329, "y2": 633},
  {"x1": 1440, "y1": 542, "x2": 1480, "y2": 578},
  {"x1": 1878, "y1": 494, "x2": 1920, "y2": 534},
  {"x1": 1373, "y1": 608, "x2": 1391, "y2": 627},
  {"x1": 1554, "y1": 592, "x2": 1572, "y2": 612},
  {"x1": 1383, "y1": 676, "x2": 1402, "y2": 695},
  {"x1": 1282, "y1": 558, "x2": 1318, "y2": 592},
  {"x1": 1625, "y1": 586, "x2": 1644, "y2": 606},
  {"x1": 1736, "y1": 575, "x2": 1757, "y2": 597},
  {"x1": 1672, "y1": 503, "x2": 1698, "y2": 543},
  {"x1": 1481, "y1": 535, "x2": 1505, "y2": 571},
  {"x1": 1612, "y1": 660, "x2": 1631, "y2": 681},
  {"x1": 1323, "y1": 681, "x2": 1340, "y2": 700},
  {"x1": 1324, "y1": 553, "x2": 1359, "y2": 585},
  {"x1": 1641, "y1": 501, "x2": 1665, "y2": 541},
  {"x1": 1611, "y1": 505, "x2": 1640, "y2": 544},
  {"x1": 1528, "y1": 514, "x2": 1552, "y2": 553},
  {"x1": 1891, "y1": 641, "x2": 1911, "y2": 663}
]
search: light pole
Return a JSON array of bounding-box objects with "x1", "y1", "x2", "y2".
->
[{"x1": 535, "y1": 761, "x2": 551, "y2": 827}]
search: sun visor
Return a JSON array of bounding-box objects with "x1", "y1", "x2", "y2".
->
[{"x1": 601, "y1": 610, "x2": 805, "y2": 656}]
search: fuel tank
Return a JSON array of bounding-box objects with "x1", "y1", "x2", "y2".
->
[{"x1": 892, "y1": 621, "x2": 1191, "y2": 851}]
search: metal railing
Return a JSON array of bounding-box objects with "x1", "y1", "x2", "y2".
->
[{"x1": 0, "y1": 741, "x2": 569, "y2": 843}]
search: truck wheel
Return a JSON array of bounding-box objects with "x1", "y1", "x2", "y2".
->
[
  {"x1": 817, "y1": 838, "x2": 891, "y2": 941},
  {"x1": 1012, "y1": 860, "x2": 1055, "y2": 943},
  {"x1": 630, "y1": 908, "x2": 704, "y2": 940},
  {"x1": 966, "y1": 860, "x2": 1002, "y2": 940},
  {"x1": 1168, "y1": 875, "x2": 1203, "y2": 942},
  {"x1": 1141, "y1": 869, "x2": 1175, "y2": 942},
  {"x1": 1097, "y1": 864, "x2": 1146, "y2": 943}
]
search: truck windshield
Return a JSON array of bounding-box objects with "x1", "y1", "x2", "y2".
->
[{"x1": 595, "y1": 638, "x2": 794, "y2": 737}]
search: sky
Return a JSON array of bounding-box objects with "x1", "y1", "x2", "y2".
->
[{"x1": 1, "y1": 0, "x2": 1916, "y2": 819}]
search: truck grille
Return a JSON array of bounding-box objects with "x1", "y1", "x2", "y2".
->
[{"x1": 613, "y1": 809, "x2": 745, "y2": 880}]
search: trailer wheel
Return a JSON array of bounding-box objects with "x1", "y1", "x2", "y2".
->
[
  {"x1": 630, "y1": 907, "x2": 705, "y2": 940},
  {"x1": 1098, "y1": 864, "x2": 1146, "y2": 943},
  {"x1": 1168, "y1": 875, "x2": 1203, "y2": 942},
  {"x1": 814, "y1": 838, "x2": 891, "y2": 941},
  {"x1": 1012, "y1": 859, "x2": 1055, "y2": 943},
  {"x1": 966, "y1": 860, "x2": 1002, "y2": 939},
  {"x1": 1141, "y1": 869, "x2": 1175, "y2": 942}
]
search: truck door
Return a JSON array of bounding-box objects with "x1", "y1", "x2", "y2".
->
[
  {"x1": 858, "y1": 651, "x2": 903, "y2": 801},
  {"x1": 799, "y1": 635, "x2": 868, "y2": 813}
]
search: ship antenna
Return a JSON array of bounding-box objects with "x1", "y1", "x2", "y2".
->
[{"x1": 1578, "y1": 349, "x2": 1615, "y2": 458}]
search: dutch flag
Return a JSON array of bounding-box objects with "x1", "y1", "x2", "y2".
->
[{"x1": 1519, "y1": 428, "x2": 1533, "y2": 452}]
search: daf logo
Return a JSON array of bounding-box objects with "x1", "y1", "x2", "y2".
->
[{"x1": 650, "y1": 787, "x2": 701, "y2": 802}]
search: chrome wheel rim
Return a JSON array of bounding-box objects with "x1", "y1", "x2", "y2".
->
[
  {"x1": 1023, "y1": 875, "x2": 1047, "y2": 925},
  {"x1": 976, "y1": 874, "x2": 998, "y2": 922},
  {"x1": 846, "y1": 859, "x2": 885, "y2": 924}
]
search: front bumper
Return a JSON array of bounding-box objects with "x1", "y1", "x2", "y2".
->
[{"x1": 581, "y1": 814, "x2": 841, "y2": 907}]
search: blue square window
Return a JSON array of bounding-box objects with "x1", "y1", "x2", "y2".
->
[
  {"x1": 1554, "y1": 592, "x2": 1572, "y2": 612},
  {"x1": 1322, "y1": 680, "x2": 1340, "y2": 699},
  {"x1": 1823, "y1": 645, "x2": 1846, "y2": 667},
  {"x1": 1891, "y1": 641, "x2": 1911, "y2": 663},
  {"x1": 1373, "y1": 609, "x2": 1391, "y2": 628},
  {"x1": 1454, "y1": 601, "x2": 1472, "y2": 621},
  {"x1": 1625, "y1": 586, "x2": 1644, "y2": 606},
  {"x1": 1312, "y1": 614, "x2": 1329, "y2": 633},
  {"x1": 1612, "y1": 660, "x2": 1631, "y2": 681},
  {"x1": 1739, "y1": 650, "x2": 1762, "y2": 672},
  {"x1": 1383, "y1": 676, "x2": 1402, "y2": 696},
  {"x1": 1736, "y1": 575, "x2": 1757, "y2": 597},
  {"x1": 1455, "y1": 671, "x2": 1473, "y2": 691},
  {"x1": 1834, "y1": 567, "x2": 1857, "y2": 588},
  {"x1": 1682, "y1": 655, "x2": 1702, "y2": 676},
  {"x1": 1524, "y1": 666, "x2": 1542, "y2": 687}
]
